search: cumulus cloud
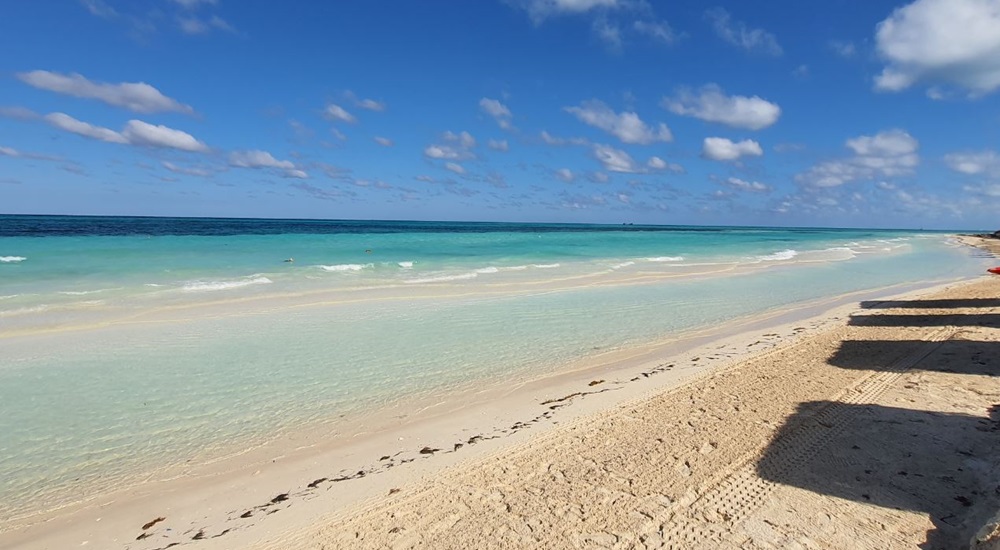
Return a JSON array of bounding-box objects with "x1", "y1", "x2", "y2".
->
[
  {"x1": 178, "y1": 15, "x2": 235, "y2": 35},
  {"x1": 540, "y1": 130, "x2": 589, "y2": 146},
  {"x1": 511, "y1": 0, "x2": 622, "y2": 23},
  {"x1": 445, "y1": 162, "x2": 466, "y2": 175},
  {"x1": 723, "y1": 177, "x2": 771, "y2": 192},
  {"x1": 646, "y1": 156, "x2": 684, "y2": 173},
  {"x1": 324, "y1": 103, "x2": 356, "y2": 123},
  {"x1": 874, "y1": 0, "x2": 1000, "y2": 95},
  {"x1": 633, "y1": 20, "x2": 677, "y2": 44},
  {"x1": 172, "y1": 0, "x2": 219, "y2": 8},
  {"x1": 424, "y1": 131, "x2": 477, "y2": 160},
  {"x1": 44, "y1": 112, "x2": 128, "y2": 144},
  {"x1": 945, "y1": 150, "x2": 1000, "y2": 175},
  {"x1": 566, "y1": 99, "x2": 672, "y2": 144},
  {"x1": 162, "y1": 161, "x2": 211, "y2": 177},
  {"x1": 0, "y1": 145, "x2": 62, "y2": 162},
  {"x1": 488, "y1": 139, "x2": 509, "y2": 151},
  {"x1": 555, "y1": 168, "x2": 575, "y2": 182},
  {"x1": 701, "y1": 137, "x2": 763, "y2": 161},
  {"x1": 663, "y1": 84, "x2": 780, "y2": 130},
  {"x1": 81, "y1": 0, "x2": 117, "y2": 18},
  {"x1": 356, "y1": 98, "x2": 385, "y2": 112},
  {"x1": 17, "y1": 70, "x2": 193, "y2": 114},
  {"x1": 796, "y1": 129, "x2": 919, "y2": 187},
  {"x1": 705, "y1": 7, "x2": 782, "y2": 56},
  {"x1": 479, "y1": 97, "x2": 513, "y2": 129},
  {"x1": 121, "y1": 120, "x2": 209, "y2": 152},
  {"x1": 229, "y1": 149, "x2": 307, "y2": 178},
  {"x1": 592, "y1": 143, "x2": 641, "y2": 172},
  {"x1": 43, "y1": 112, "x2": 209, "y2": 152},
  {"x1": 829, "y1": 40, "x2": 857, "y2": 58}
]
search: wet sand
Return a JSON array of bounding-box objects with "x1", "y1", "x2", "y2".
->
[{"x1": 3, "y1": 241, "x2": 999, "y2": 549}]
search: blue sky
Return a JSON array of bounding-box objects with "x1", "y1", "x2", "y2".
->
[{"x1": 1, "y1": 0, "x2": 999, "y2": 229}]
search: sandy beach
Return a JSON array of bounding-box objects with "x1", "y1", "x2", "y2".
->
[{"x1": 3, "y1": 238, "x2": 999, "y2": 550}]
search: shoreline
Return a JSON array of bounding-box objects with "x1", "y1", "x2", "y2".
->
[{"x1": 0, "y1": 267, "x2": 989, "y2": 549}]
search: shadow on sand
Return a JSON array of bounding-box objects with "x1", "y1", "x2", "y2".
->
[
  {"x1": 757, "y1": 298, "x2": 1000, "y2": 549},
  {"x1": 860, "y1": 299, "x2": 1000, "y2": 310}
]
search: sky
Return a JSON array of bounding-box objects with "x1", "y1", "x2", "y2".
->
[{"x1": 1, "y1": 0, "x2": 999, "y2": 229}]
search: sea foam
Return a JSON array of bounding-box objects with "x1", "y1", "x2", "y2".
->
[
  {"x1": 0, "y1": 256, "x2": 26, "y2": 263},
  {"x1": 319, "y1": 263, "x2": 373, "y2": 272},
  {"x1": 405, "y1": 272, "x2": 479, "y2": 284},
  {"x1": 645, "y1": 256, "x2": 684, "y2": 262},
  {"x1": 757, "y1": 249, "x2": 798, "y2": 262},
  {"x1": 182, "y1": 276, "x2": 273, "y2": 292}
]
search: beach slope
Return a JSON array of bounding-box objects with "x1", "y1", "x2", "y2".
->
[{"x1": 255, "y1": 275, "x2": 1000, "y2": 549}]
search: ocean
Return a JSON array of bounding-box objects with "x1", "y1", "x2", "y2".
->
[{"x1": 0, "y1": 215, "x2": 987, "y2": 524}]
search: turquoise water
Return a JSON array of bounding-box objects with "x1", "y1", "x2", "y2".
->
[{"x1": 0, "y1": 216, "x2": 987, "y2": 523}]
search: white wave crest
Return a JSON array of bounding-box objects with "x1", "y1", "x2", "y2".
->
[
  {"x1": 319, "y1": 263, "x2": 373, "y2": 272},
  {"x1": 475, "y1": 266, "x2": 500, "y2": 274},
  {"x1": 532, "y1": 263, "x2": 561, "y2": 269},
  {"x1": 645, "y1": 256, "x2": 684, "y2": 262},
  {"x1": 405, "y1": 272, "x2": 479, "y2": 284},
  {"x1": 611, "y1": 261, "x2": 636, "y2": 269},
  {"x1": 0, "y1": 256, "x2": 26, "y2": 263},
  {"x1": 757, "y1": 249, "x2": 798, "y2": 261},
  {"x1": 397, "y1": 261, "x2": 414, "y2": 269},
  {"x1": 182, "y1": 276, "x2": 273, "y2": 292}
]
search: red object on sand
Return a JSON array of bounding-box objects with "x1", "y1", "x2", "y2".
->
[{"x1": 989, "y1": 267, "x2": 1000, "y2": 275}]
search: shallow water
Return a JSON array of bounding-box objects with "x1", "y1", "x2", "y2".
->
[{"x1": 0, "y1": 216, "x2": 987, "y2": 522}]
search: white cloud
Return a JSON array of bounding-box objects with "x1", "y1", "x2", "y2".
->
[
  {"x1": 829, "y1": 40, "x2": 857, "y2": 58},
  {"x1": 0, "y1": 145, "x2": 61, "y2": 161},
  {"x1": 874, "y1": 0, "x2": 1000, "y2": 94},
  {"x1": 701, "y1": 137, "x2": 763, "y2": 161},
  {"x1": 796, "y1": 129, "x2": 919, "y2": 187},
  {"x1": 0, "y1": 106, "x2": 39, "y2": 120},
  {"x1": 488, "y1": 139, "x2": 509, "y2": 151},
  {"x1": 424, "y1": 131, "x2": 477, "y2": 160},
  {"x1": 178, "y1": 15, "x2": 234, "y2": 35},
  {"x1": 17, "y1": 71, "x2": 193, "y2": 114},
  {"x1": 424, "y1": 145, "x2": 463, "y2": 159},
  {"x1": 44, "y1": 112, "x2": 127, "y2": 143},
  {"x1": 229, "y1": 149, "x2": 307, "y2": 178},
  {"x1": 540, "y1": 130, "x2": 589, "y2": 146},
  {"x1": 663, "y1": 84, "x2": 780, "y2": 130},
  {"x1": 172, "y1": 0, "x2": 218, "y2": 8},
  {"x1": 357, "y1": 98, "x2": 385, "y2": 112},
  {"x1": 162, "y1": 161, "x2": 211, "y2": 177},
  {"x1": 444, "y1": 130, "x2": 476, "y2": 148},
  {"x1": 555, "y1": 168, "x2": 575, "y2": 182},
  {"x1": 444, "y1": 162, "x2": 466, "y2": 175},
  {"x1": 633, "y1": 20, "x2": 677, "y2": 44},
  {"x1": 373, "y1": 136, "x2": 393, "y2": 147},
  {"x1": 324, "y1": 103, "x2": 356, "y2": 123},
  {"x1": 566, "y1": 99, "x2": 672, "y2": 144},
  {"x1": 945, "y1": 150, "x2": 1000, "y2": 175},
  {"x1": 646, "y1": 156, "x2": 684, "y2": 173},
  {"x1": 121, "y1": 120, "x2": 208, "y2": 152},
  {"x1": 705, "y1": 8, "x2": 782, "y2": 56},
  {"x1": 81, "y1": 0, "x2": 117, "y2": 18},
  {"x1": 43, "y1": 112, "x2": 208, "y2": 152},
  {"x1": 592, "y1": 143, "x2": 641, "y2": 172},
  {"x1": 723, "y1": 177, "x2": 771, "y2": 192},
  {"x1": 592, "y1": 18, "x2": 622, "y2": 50},
  {"x1": 845, "y1": 130, "x2": 918, "y2": 157},
  {"x1": 479, "y1": 98, "x2": 513, "y2": 129},
  {"x1": 512, "y1": 0, "x2": 622, "y2": 23}
]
